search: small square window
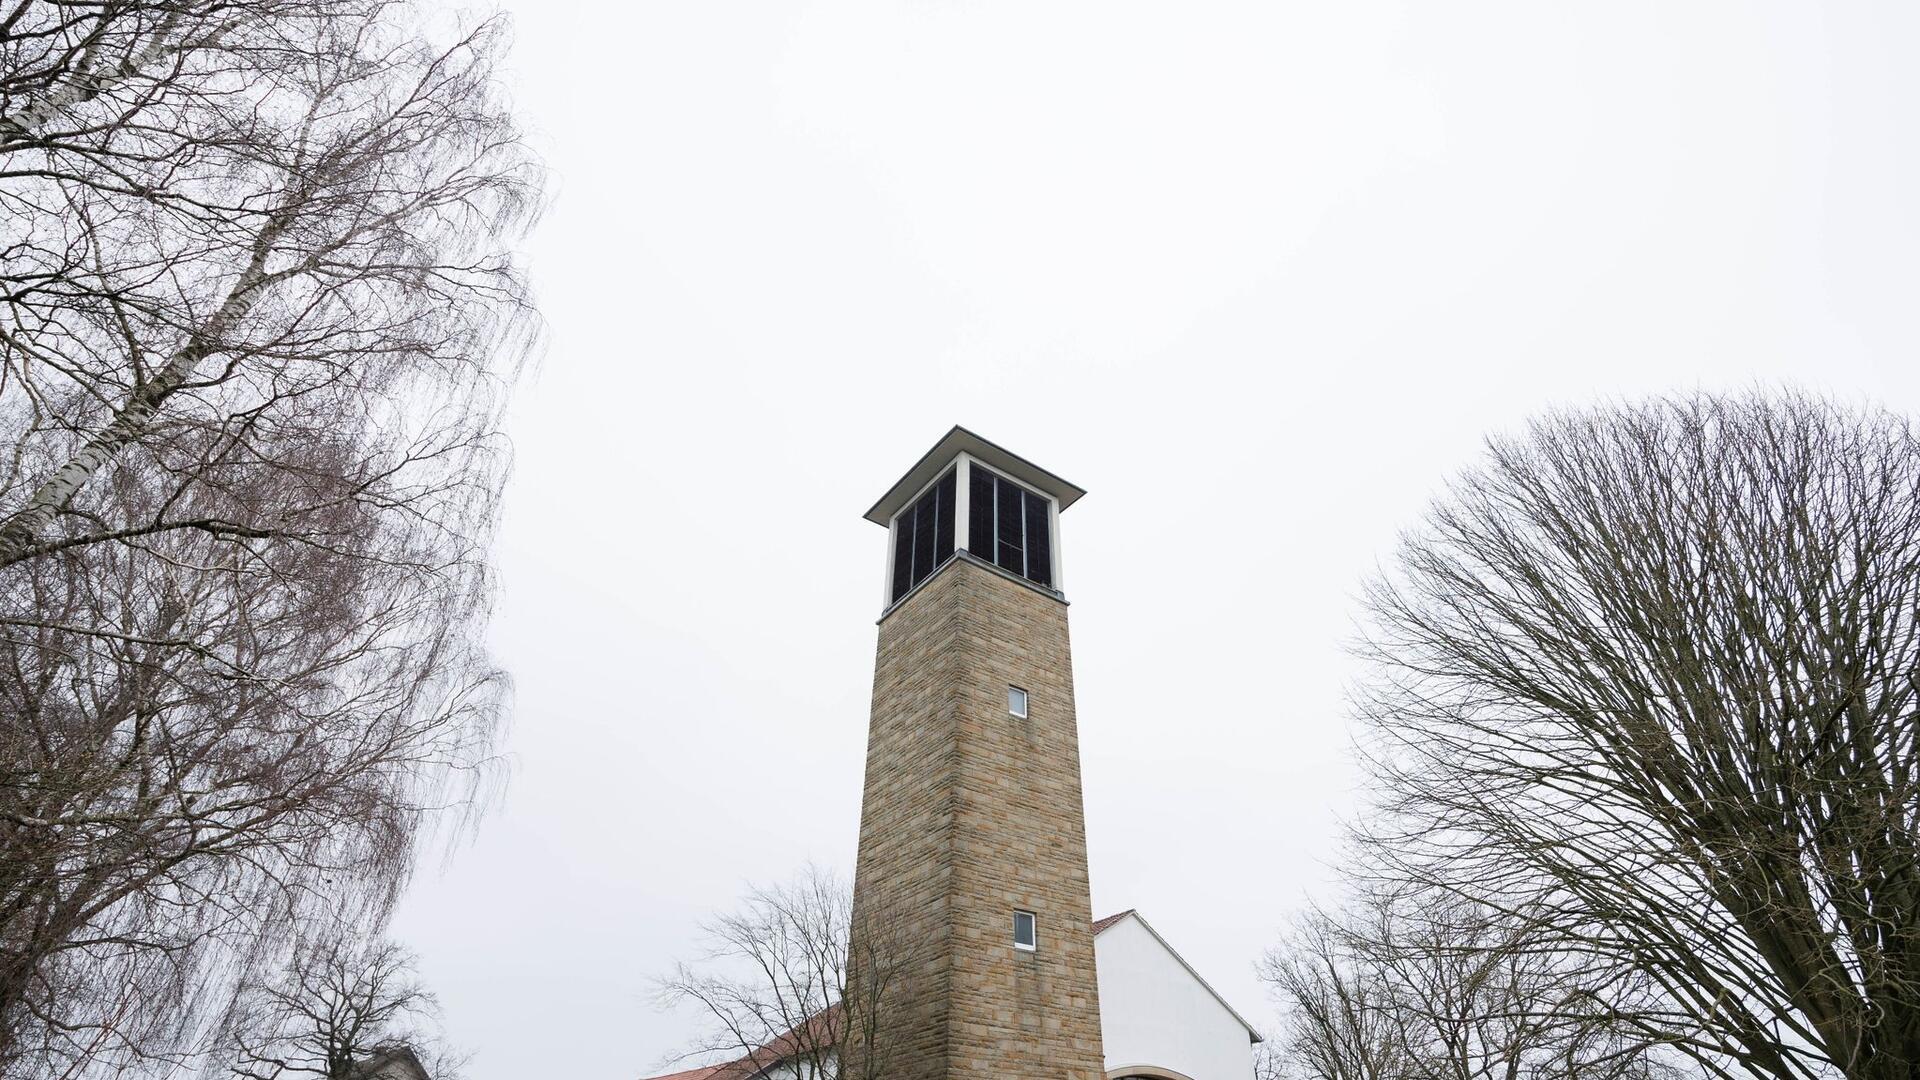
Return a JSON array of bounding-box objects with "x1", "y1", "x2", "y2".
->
[
  {"x1": 1008, "y1": 686, "x2": 1028, "y2": 718},
  {"x1": 1013, "y1": 910, "x2": 1037, "y2": 951}
]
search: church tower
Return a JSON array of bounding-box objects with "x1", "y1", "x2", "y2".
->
[{"x1": 843, "y1": 427, "x2": 1105, "y2": 1080}]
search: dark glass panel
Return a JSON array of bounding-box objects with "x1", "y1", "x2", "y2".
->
[
  {"x1": 1013, "y1": 910, "x2": 1036, "y2": 948},
  {"x1": 892, "y1": 469, "x2": 965, "y2": 605},
  {"x1": 933, "y1": 470, "x2": 956, "y2": 566},
  {"x1": 891, "y1": 511, "x2": 914, "y2": 602},
  {"x1": 912, "y1": 488, "x2": 937, "y2": 586},
  {"x1": 969, "y1": 465, "x2": 995, "y2": 556},
  {"x1": 995, "y1": 477, "x2": 1025, "y2": 574},
  {"x1": 997, "y1": 539, "x2": 1021, "y2": 572},
  {"x1": 1023, "y1": 491, "x2": 1052, "y2": 587}
]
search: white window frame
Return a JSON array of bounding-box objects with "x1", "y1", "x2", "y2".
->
[
  {"x1": 1008, "y1": 685, "x2": 1029, "y2": 719},
  {"x1": 1013, "y1": 910, "x2": 1037, "y2": 952}
]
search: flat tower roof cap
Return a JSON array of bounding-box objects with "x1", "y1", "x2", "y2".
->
[{"x1": 865, "y1": 426, "x2": 1087, "y2": 526}]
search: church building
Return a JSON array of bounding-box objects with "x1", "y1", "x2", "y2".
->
[{"x1": 643, "y1": 428, "x2": 1260, "y2": 1080}]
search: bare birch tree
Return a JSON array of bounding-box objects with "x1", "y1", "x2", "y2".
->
[
  {"x1": 656, "y1": 868, "x2": 917, "y2": 1080},
  {"x1": 1353, "y1": 392, "x2": 1920, "y2": 1080},
  {"x1": 0, "y1": 2, "x2": 539, "y2": 1075}
]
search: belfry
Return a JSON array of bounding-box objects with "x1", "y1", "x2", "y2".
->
[{"x1": 842, "y1": 427, "x2": 1106, "y2": 1080}]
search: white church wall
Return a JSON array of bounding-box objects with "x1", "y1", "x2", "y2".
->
[{"x1": 1094, "y1": 915, "x2": 1257, "y2": 1080}]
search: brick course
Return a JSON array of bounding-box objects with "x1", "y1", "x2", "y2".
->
[{"x1": 845, "y1": 555, "x2": 1105, "y2": 1080}]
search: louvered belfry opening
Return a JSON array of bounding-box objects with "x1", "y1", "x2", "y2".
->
[
  {"x1": 969, "y1": 463, "x2": 1053, "y2": 589},
  {"x1": 890, "y1": 467, "x2": 957, "y2": 603},
  {"x1": 889, "y1": 457, "x2": 1057, "y2": 606},
  {"x1": 874, "y1": 427, "x2": 1081, "y2": 613}
]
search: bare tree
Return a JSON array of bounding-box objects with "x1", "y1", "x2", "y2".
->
[
  {"x1": 1254, "y1": 1037, "x2": 1293, "y2": 1080},
  {"x1": 0, "y1": 459, "x2": 501, "y2": 1076},
  {"x1": 656, "y1": 867, "x2": 916, "y2": 1080},
  {"x1": 0, "y1": 1, "x2": 539, "y2": 1075},
  {"x1": 1263, "y1": 906, "x2": 1414, "y2": 1080},
  {"x1": 1353, "y1": 392, "x2": 1920, "y2": 1080},
  {"x1": 1262, "y1": 889, "x2": 1685, "y2": 1080},
  {"x1": 0, "y1": 0, "x2": 537, "y2": 568},
  {"x1": 220, "y1": 932, "x2": 459, "y2": 1080}
]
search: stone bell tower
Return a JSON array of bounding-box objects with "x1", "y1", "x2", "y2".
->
[{"x1": 843, "y1": 427, "x2": 1105, "y2": 1080}]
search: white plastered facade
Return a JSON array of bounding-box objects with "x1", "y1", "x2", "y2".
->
[{"x1": 1093, "y1": 912, "x2": 1260, "y2": 1080}]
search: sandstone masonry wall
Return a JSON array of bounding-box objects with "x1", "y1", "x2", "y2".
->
[{"x1": 846, "y1": 555, "x2": 1105, "y2": 1080}]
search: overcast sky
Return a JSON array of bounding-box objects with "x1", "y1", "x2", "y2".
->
[{"x1": 386, "y1": 3, "x2": 1920, "y2": 1077}]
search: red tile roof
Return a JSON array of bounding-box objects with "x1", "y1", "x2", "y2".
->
[
  {"x1": 638, "y1": 1004, "x2": 842, "y2": 1080},
  {"x1": 1092, "y1": 909, "x2": 1136, "y2": 935}
]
